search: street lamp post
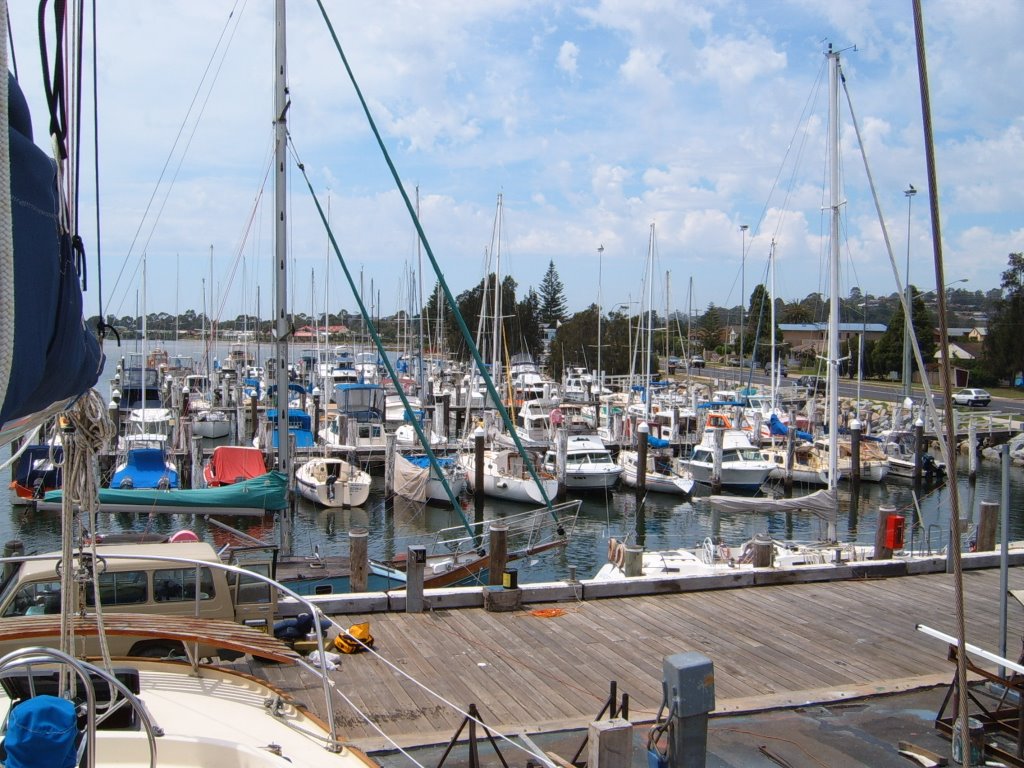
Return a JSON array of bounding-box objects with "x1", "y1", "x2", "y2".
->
[
  {"x1": 902, "y1": 184, "x2": 917, "y2": 399},
  {"x1": 739, "y1": 224, "x2": 748, "y2": 371},
  {"x1": 858, "y1": 302, "x2": 867, "y2": 423}
]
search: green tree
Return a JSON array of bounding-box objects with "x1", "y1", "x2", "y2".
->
[
  {"x1": 697, "y1": 304, "x2": 724, "y2": 352},
  {"x1": 538, "y1": 260, "x2": 568, "y2": 326},
  {"x1": 511, "y1": 288, "x2": 542, "y2": 357},
  {"x1": 782, "y1": 301, "x2": 812, "y2": 323},
  {"x1": 870, "y1": 287, "x2": 934, "y2": 379},
  {"x1": 984, "y1": 252, "x2": 1024, "y2": 383}
]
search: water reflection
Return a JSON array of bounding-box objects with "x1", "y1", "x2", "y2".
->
[{"x1": 1, "y1": 453, "x2": 1020, "y2": 583}]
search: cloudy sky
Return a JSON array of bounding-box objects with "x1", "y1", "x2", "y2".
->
[{"x1": 8, "y1": 1, "x2": 1024, "y2": 325}]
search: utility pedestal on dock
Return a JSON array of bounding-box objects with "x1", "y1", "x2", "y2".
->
[{"x1": 661, "y1": 652, "x2": 715, "y2": 768}]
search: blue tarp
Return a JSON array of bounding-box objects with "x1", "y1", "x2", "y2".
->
[
  {"x1": 647, "y1": 434, "x2": 670, "y2": 448},
  {"x1": 111, "y1": 447, "x2": 179, "y2": 489},
  {"x1": 768, "y1": 413, "x2": 813, "y2": 442},
  {"x1": 1, "y1": 74, "x2": 102, "y2": 427}
]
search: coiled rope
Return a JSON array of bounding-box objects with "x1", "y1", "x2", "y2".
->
[{"x1": 59, "y1": 389, "x2": 116, "y2": 668}]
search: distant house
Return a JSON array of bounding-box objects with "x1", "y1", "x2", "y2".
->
[
  {"x1": 778, "y1": 322, "x2": 887, "y2": 356},
  {"x1": 293, "y1": 324, "x2": 349, "y2": 341},
  {"x1": 967, "y1": 326, "x2": 987, "y2": 343},
  {"x1": 934, "y1": 341, "x2": 984, "y2": 361}
]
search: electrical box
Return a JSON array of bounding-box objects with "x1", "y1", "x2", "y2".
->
[{"x1": 663, "y1": 652, "x2": 715, "y2": 718}]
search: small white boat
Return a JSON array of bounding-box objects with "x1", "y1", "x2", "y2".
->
[
  {"x1": 458, "y1": 449, "x2": 558, "y2": 505},
  {"x1": 395, "y1": 422, "x2": 446, "y2": 449},
  {"x1": 541, "y1": 434, "x2": 622, "y2": 491},
  {"x1": 192, "y1": 406, "x2": 231, "y2": 439},
  {"x1": 617, "y1": 449, "x2": 694, "y2": 497},
  {"x1": 678, "y1": 427, "x2": 773, "y2": 490},
  {"x1": 295, "y1": 456, "x2": 372, "y2": 508}
]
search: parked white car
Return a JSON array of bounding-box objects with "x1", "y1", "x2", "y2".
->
[{"x1": 952, "y1": 388, "x2": 991, "y2": 407}]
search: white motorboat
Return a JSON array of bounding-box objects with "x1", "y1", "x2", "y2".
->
[
  {"x1": 295, "y1": 456, "x2": 372, "y2": 508},
  {"x1": 541, "y1": 434, "x2": 622, "y2": 491},
  {"x1": 678, "y1": 427, "x2": 773, "y2": 491}
]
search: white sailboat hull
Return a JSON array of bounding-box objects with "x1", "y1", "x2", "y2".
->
[{"x1": 295, "y1": 457, "x2": 371, "y2": 508}]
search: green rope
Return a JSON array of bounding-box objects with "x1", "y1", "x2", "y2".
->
[{"x1": 312, "y1": 0, "x2": 558, "y2": 520}]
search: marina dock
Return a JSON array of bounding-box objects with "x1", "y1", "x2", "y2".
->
[{"x1": 243, "y1": 564, "x2": 1024, "y2": 754}]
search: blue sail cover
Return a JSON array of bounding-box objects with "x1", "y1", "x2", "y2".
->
[
  {"x1": 1, "y1": 74, "x2": 102, "y2": 427},
  {"x1": 768, "y1": 413, "x2": 813, "y2": 442}
]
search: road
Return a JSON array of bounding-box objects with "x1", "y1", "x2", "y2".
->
[{"x1": 693, "y1": 364, "x2": 1024, "y2": 418}]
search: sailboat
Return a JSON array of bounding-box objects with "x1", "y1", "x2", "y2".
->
[{"x1": 616, "y1": 224, "x2": 695, "y2": 497}]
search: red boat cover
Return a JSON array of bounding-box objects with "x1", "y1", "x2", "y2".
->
[{"x1": 204, "y1": 446, "x2": 268, "y2": 487}]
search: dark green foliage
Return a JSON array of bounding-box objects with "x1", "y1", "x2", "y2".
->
[
  {"x1": 538, "y1": 260, "x2": 568, "y2": 326},
  {"x1": 984, "y1": 253, "x2": 1024, "y2": 384}
]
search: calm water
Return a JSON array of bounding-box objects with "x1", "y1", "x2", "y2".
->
[{"x1": 3, "y1": 339, "x2": 1021, "y2": 583}]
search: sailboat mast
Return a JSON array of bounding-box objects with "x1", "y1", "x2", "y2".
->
[
  {"x1": 826, "y1": 46, "x2": 841, "y2": 539},
  {"x1": 273, "y1": 0, "x2": 290, "y2": 479},
  {"x1": 769, "y1": 240, "x2": 777, "y2": 393},
  {"x1": 644, "y1": 223, "x2": 654, "y2": 420},
  {"x1": 491, "y1": 193, "x2": 503, "y2": 390}
]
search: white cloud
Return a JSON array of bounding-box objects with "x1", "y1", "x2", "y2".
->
[
  {"x1": 557, "y1": 41, "x2": 580, "y2": 78},
  {"x1": 6, "y1": 0, "x2": 1019, "y2": 323}
]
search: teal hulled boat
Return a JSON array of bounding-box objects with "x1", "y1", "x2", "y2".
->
[{"x1": 40, "y1": 471, "x2": 288, "y2": 517}]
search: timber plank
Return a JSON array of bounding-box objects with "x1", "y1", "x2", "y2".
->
[{"x1": 292, "y1": 567, "x2": 1024, "y2": 749}]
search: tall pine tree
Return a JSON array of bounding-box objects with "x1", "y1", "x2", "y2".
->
[{"x1": 538, "y1": 260, "x2": 568, "y2": 326}]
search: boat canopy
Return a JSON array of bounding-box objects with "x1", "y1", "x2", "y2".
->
[
  {"x1": 205, "y1": 446, "x2": 267, "y2": 486},
  {"x1": 705, "y1": 487, "x2": 837, "y2": 521},
  {"x1": 1, "y1": 74, "x2": 102, "y2": 429}
]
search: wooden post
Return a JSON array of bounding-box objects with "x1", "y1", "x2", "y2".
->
[
  {"x1": 977, "y1": 501, "x2": 998, "y2": 552},
  {"x1": 439, "y1": 393, "x2": 451, "y2": 440},
  {"x1": 473, "y1": 426, "x2": 486, "y2": 517},
  {"x1": 850, "y1": 419, "x2": 861, "y2": 484},
  {"x1": 108, "y1": 392, "x2": 122, "y2": 451},
  {"x1": 556, "y1": 428, "x2": 568, "y2": 501},
  {"x1": 751, "y1": 533, "x2": 773, "y2": 567},
  {"x1": 623, "y1": 545, "x2": 643, "y2": 577},
  {"x1": 968, "y1": 421, "x2": 978, "y2": 483},
  {"x1": 636, "y1": 422, "x2": 649, "y2": 501},
  {"x1": 711, "y1": 427, "x2": 724, "y2": 494},
  {"x1": 587, "y1": 719, "x2": 632, "y2": 768},
  {"x1": 349, "y1": 527, "x2": 368, "y2": 593},
  {"x1": 488, "y1": 524, "x2": 508, "y2": 586},
  {"x1": 405, "y1": 545, "x2": 426, "y2": 612},
  {"x1": 913, "y1": 418, "x2": 924, "y2": 483},
  {"x1": 874, "y1": 506, "x2": 895, "y2": 560},
  {"x1": 384, "y1": 431, "x2": 397, "y2": 497},
  {"x1": 249, "y1": 393, "x2": 259, "y2": 441},
  {"x1": 784, "y1": 424, "x2": 796, "y2": 497}
]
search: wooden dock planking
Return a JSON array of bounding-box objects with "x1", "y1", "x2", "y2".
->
[{"x1": 253, "y1": 567, "x2": 1024, "y2": 750}]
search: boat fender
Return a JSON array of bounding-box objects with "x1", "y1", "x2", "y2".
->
[
  {"x1": 607, "y1": 537, "x2": 619, "y2": 562},
  {"x1": 613, "y1": 542, "x2": 626, "y2": 569}
]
